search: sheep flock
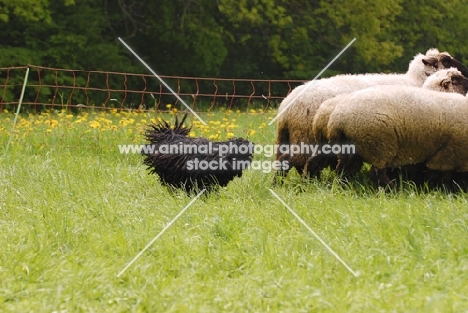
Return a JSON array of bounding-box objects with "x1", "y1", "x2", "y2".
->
[{"x1": 275, "y1": 48, "x2": 468, "y2": 190}]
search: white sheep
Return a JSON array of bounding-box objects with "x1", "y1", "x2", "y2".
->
[
  {"x1": 315, "y1": 70, "x2": 468, "y2": 187},
  {"x1": 421, "y1": 67, "x2": 468, "y2": 94},
  {"x1": 274, "y1": 49, "x2": 468, "y2": 182},
  {"x1": 307, "y1": 68, "x2": 468, "y2": 181}
]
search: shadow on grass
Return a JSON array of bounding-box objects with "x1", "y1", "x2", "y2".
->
[{"x1": 269, "y1": 164, "x2": 468, "y2": 200}]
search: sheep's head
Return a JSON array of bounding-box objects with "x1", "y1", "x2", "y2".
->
[
  {"x1": 438, "y1": 54, "x2": 468, "y2": 78},
  {"x1": 421, "y1": 52, "x2": 450, "y2": 76},
  {"x1": 407, "y1": 49, "x2": 455, "y2": 85},
  {"x1": 422, "y1": 68, "x2": 468, "y2": 95},
  {"x1": 421, "y1": 50, "x2": 468, "y2": 78}
]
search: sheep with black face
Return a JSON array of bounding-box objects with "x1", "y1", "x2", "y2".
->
[
  {"x1": 274, "y1": 48, "x2": 468, "y2": 183},
  {"x1": 308, "y1": 67, "x2": 468, "y2": 180},
  {"x1": 315, "y1": 69, "x2": 468, "y2": 188}
]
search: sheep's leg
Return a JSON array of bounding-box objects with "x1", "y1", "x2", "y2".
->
[
  {"x1": 369, "y1": 166, "x2": 395, "y2": 189},
  {"x1": 273, "y1": 152, "x2": 291, "y2": 185},
  {"x1": 438, "y1": 170, "x2": 455, "y2": 189},
  {"x1": 335, "y1": 155, "x2": 363, "y2": 180},
  {"x1": 273, "y1": 126, "x2": 291, "y2": 185},
  {"x1": 452, "y1": 172, "x2": 468, "y2": 191},
  {"x1": 303, "y1": 154, "x2": 332, "y2": 180},
  {"x1": 295, "y1": 165, "x2": 304, "y2": 174}
]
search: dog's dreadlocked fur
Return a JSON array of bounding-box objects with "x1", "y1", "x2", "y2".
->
[{"x1": 142, "y1": 114, "x2": 254, "y2": 193}]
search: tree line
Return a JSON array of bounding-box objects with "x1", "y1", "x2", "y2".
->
[{"x1": 1, "y1": 0, "x2": 467, "y2": 108}]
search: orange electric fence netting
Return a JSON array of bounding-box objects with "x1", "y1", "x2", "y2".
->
[{"x1": 0, "y1": 65, "x2": 307, "y2": 113}]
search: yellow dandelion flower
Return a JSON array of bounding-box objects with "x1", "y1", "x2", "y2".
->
[
  {"x1": 50, "y1": 119, "x2": 59, "y2": 127},
  {"x1": 89, "y1": 121, "x2": 101, "y2": 128},
  {"x1": 3, "y1": 109, "x2": 8, "y2": 113},
  {"x1": 46, "y1": 129, "x2": 52, "y2": 133},
  {"x1": 189, "y1": 131, "x2": 196, "y2": 137},
  {"x1": 250, "y1": 109, "x2": 256, "y2": 113},
  {"x1": 226, "y1": 132, "x2": 235, "y2": 138},
  {"x1": 166, "y1": 104, "x2": 172, "y2": 109},
  {"x1": 236, "y1": 110, "x2": 241, "y2": 113},
  {"x1": 119, "y1": 120, "x2": 129, "y2": 126},
  {"x1": 97, "y1": 117, "x2": 112, "y2": 125},
  {"x1": 249, "y1": 130, "x2": 256, "y2": 136},
  {"x1": 228, "y1": 124, "x2": 238, "y2": 128},
  {"x1": 141, "y1": 119, "x2": 147, "y2": 124},
  {"x1": 66, "y1": 114, "x2": 73, "y2": 119},
  {"x1": 231, "y1": 118, "x2": 236, "y2": 122},
  {"x1": 208, "y1": 134, "x2": 218, "y2": 140}
]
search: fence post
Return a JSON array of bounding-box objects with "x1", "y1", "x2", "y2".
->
[{"x1": 4, "y1": 66, "x2": 30, "y2": 155}]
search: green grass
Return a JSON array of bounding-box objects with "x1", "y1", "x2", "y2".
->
[{"x1": 1, "y1": 110, "x2": 468, "y2": 312}]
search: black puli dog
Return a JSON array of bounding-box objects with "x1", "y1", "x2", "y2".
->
[{"x1": 142, "y1": 114, "x2": 254, "y2": 194}]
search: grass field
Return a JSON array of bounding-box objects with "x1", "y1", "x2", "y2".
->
[{"x1": 1, "y1": 108, "x2": 468, "y2": 312}]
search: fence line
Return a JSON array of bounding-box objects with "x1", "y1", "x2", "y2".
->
[{"x1": 0, "y1": 65, "x2": 307, "y2": 113}]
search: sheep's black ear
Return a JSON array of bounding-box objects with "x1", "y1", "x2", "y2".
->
[
  {"x1": 451, "y1": 75, "x2": 462, "y2": 85},
  {"x1": 451, "y1": 74, "x2": 468, "y2": 87},
  {"x1": 422, "y1": 57, "x2": 438, "y2": 68},
  {"x1": 441, "y1": 55, "x2": 452, "y2": 68},
  {"x1": 448, "y1": 58, "x2": 468, "y2": 78},
  {"x1": 440, "y1": 78, "x2": 451, "y2": 89}
]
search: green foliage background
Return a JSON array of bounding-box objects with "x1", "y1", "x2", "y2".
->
[{"x1": 0, "y1": 0, "x2": 467, "y2": 105}]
